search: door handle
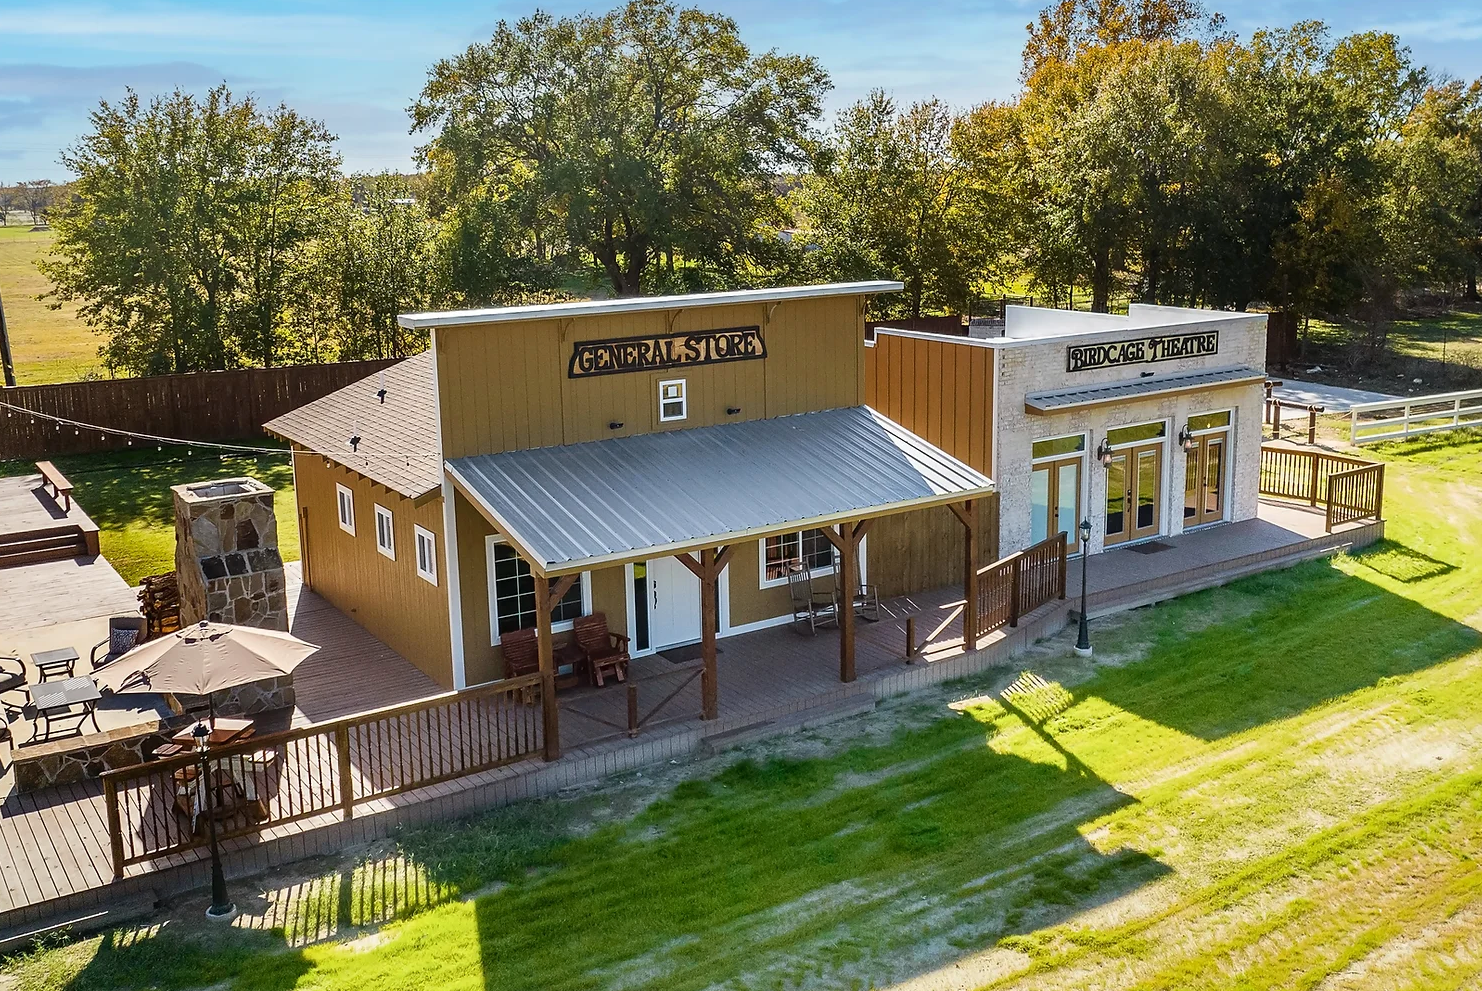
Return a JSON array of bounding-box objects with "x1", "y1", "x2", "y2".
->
[{"x1": 653, "y1": 585, "x2": 658, "y2": 610}]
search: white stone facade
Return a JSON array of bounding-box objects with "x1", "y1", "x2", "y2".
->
[{"x1": 988, "y1": 305, "x2": 1268, "y2": 556}]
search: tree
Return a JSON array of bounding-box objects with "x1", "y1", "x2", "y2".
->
[
  {"x1": 17, "y1": 180, "x2": 54, "y2": 224},
  {"x1": 40, "y1": 85, "x2": 339, "y2": 374},
  {"x1": 1022, "y1": 0, "x2": 1221, "y2": 80},
  {"x1": 795, "y1": 92, "x2": 1003, "y2": 317},
  {"x1": 411, "y1": 0, "x2": 830, "y2": 296},
  {"x1": 307, "y1": 175, "x2": 442, "y2": 361}
]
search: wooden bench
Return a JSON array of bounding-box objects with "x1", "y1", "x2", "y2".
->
[{"x1": 36, "y1": 461, "x2": 74, "y2": 512}]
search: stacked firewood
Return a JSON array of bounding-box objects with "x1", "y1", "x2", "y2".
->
[{"x1": 138, "y1": 572, "x2": 182, "y2": 639}]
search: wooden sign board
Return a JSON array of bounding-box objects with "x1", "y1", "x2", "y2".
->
[
  {"x1": 1066, "y1": 330, "x2": 1219, "y2": 373},
  {"x1": 569, "y1": 326, "x2": 767, "y2": 378}
]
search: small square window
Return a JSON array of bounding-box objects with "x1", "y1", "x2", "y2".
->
[
  {"x1": 335, "y1": 484, "x2": 355, "y2": 535},
  {"x1": 414, "y1": 526, "x2": 438, "y2": 585},
  {"x1": 659, "y1": 379, "x2": 687, "y2": 422},
  {"x1": 374, "y1": 504, "x2": 395, "y2": 560}
]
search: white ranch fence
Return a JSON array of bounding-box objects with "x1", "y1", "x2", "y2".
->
[{"x1": 1349, "y1": 388, "x2": 1482, "y2": 445}]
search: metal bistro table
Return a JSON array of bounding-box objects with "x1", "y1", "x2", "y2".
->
[
  {"x1": 29, "y1": 677, "x2": 103, "y2": 741},
  {"x1": 31, "y1": 646, "x2": 80, "y2": 682}
]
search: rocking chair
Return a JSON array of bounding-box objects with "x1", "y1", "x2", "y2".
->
[{"x1": 786, "y1": 564, "x2": 838, "y2": 635}]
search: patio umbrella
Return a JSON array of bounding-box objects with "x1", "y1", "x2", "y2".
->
[{"x1": 95, "y1": 620, "x2": 319, "y2": 720}]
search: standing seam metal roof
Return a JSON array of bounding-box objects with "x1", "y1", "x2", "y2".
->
[
  {"x1": 1024, "y1": 365, "x2": 1265, "y2": 413},
  {"x1": 447, "y1": 406, "x2": 994, "y2": 572}
]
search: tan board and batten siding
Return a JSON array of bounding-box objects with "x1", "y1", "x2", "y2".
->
[
  {"x1": 434, "y1": 297, "x2": 867, "y2": 458},
  {"x1": 291, "y1": 450, "x2": 452, "y2": 685},
  {"x1": 864, "y1": 332, "x2": 1001, "y2": 580}
]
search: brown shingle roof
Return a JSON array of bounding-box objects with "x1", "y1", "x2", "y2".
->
[{"x1": 263, "y1": 351, "x2": 441, "y2": 499}]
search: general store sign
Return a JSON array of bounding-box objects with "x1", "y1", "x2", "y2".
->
[
  {"x1": 1066, "y1": 330, "x2": 1219, "y2": 373},
  {"x1": 568, "y1": 326, "x2": 767, "y2": 378}
]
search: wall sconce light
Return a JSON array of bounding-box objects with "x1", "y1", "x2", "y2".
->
[
  {"x1": 726, "y1": 406, "x2": 742, "y2": 416},
  {"x1": 608, "y1": 420, "x2": 624, "y2": 430},
  {"x1": 1096, "y1": 439, "x2": 1114, "y2": 467},
  {"x1": 1178, "y1": 425, "x2": 1197, "y2": 453}
]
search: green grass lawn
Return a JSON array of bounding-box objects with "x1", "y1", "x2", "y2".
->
[
  {"x1": 6, "y1": 434, "x2": 1481, "y2": 989},
  {"x1": 0, "y1": 225, "x2": 104, "y2": 384},
  {"x1": 1306, "y1": 308, "x2": 1482, "y2": 392},
  {"x1": 0, "y1": 445, "x2": 298, "y2": 585}
]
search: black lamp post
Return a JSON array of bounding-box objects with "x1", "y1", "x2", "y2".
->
[
  {"x1": 1074, "y1": 518, "x2": 1093, "y2": 657},
  {"x1": 193, "y1": 721, "x2": 237, "y2": 921}
]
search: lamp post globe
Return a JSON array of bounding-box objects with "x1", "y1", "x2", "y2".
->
[
  {"x1": 1074, "y1": 519, "x2": 1093, "y2": 657},
  {"x1": 193, "y1": 721, "x2": 237, "y2": 922}
]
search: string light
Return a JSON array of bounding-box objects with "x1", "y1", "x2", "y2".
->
[{"x1": 0, "y1": 399, "x2": 440, "y2": 460}]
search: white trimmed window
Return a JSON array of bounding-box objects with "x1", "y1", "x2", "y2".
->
[
  {"x1": 761, "y1": 528, "x2": 837, "y2": 587},
  {"x1": 486, "y1": 537, "x2": 590, "y2": 644},
  {"x1": 336, "y1": 484, "x2": 355, "y2": 535},
  {"x1": 414, "y1": 525, "x2": 438, "y2": 585},
  {"x1": 374, "y1": 504, "x2": 395, "y2": 560},
  {"x1": 659, "y1": 379, "x2": 687, "y2": 422}
]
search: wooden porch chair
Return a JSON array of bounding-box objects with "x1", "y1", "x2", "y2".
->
[
  {"x1": 573, "y1": 613, "x2": 630, "y2": 687},
  {"x1": 834, "y1": 548, "x2": 880, "y2": 623},
  {"x1": 787, "y1": 564, "x2": 838, "y2": 635},
  {"x1": 501, "y1": 627, "x2": 539, "y2": 680}
]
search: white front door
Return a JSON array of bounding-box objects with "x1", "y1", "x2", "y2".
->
[{"x1": 647, "y1": 556, "x2": 702, "y2": 649}]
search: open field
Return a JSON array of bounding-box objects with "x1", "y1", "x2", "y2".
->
[
  {"x1": 1304, "y1": 308, "x2": 1482, "y2": 394},
  {"x1": 0, "y1": 445, "x2": 298, "y2": 585},
  {"x1": 0, "y1": 225, "x2": 103, "y2": 384},
  {"x1": 3, "y1": 433, "x2": 1481, "y2": 989}
]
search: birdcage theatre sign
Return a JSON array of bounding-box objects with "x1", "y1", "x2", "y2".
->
[
  {"x1": 1065, "y1": 330, "x2": 1219, "y2": 373},
  {"x1": 569, "y1": 326, "x2": 767, "y2": 378}
]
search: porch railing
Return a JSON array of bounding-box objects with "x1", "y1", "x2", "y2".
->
[
  {"x1": 976, "y1": 531, "x2": 1068, "y2": 641},
  {"x1": 1258, "y1": 445, "x2": 1384, "y2": 531},
  {"x1": 102, "y1": 673, "x2": 543, "y2": 879}
]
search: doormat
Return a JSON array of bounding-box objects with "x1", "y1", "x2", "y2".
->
[
  {"x1": 1126, "y1": 541, "x2": 1173, "y2": 554},
  {"x1": 660, "y1": 643, "x2": 721, "y2": 664}
]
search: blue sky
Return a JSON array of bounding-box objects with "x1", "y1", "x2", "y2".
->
[{"x1": 3, "y1": 0, "x2": 1482, "y2": 181}]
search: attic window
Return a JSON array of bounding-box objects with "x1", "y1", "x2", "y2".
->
[{"x1": 659, "y1": 379, "x2": 687, "y2": 422}]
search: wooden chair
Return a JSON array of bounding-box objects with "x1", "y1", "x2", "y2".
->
[
  {"x1": 501, "y1": 627, "x2": 539, "y2": 680},
  {"x1": 787, "y1": 564, "x2": 838, "y2": 635},
  {"x1": 573, "y1": 613, "x2": 630, "y2": 687},
  {"x1": 835, "y1": 570, "x2": 881, "y2": 624}
]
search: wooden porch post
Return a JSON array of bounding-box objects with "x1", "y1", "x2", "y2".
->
[
  {"x1": 950, "y1": 501, "x2": 979, "y2": 651},
  {"x1": 533, "y1": 573, "x2": 559, "y2": 761},
  {"x1": 676, "y1": 546, "x2": 733, "y2": 721},
  {"x1": 823, "y1": 521, "x2": 872, "y2": 683}
]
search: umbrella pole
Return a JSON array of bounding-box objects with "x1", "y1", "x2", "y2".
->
[{"x1": 208, "y1": 694, "x2": 217, "y2": 727}]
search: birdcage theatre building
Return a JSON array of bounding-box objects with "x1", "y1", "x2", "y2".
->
[
  {"x1": 266, "y1": 282, "x2": 1002, "y2": 755},
  {"x1": 866, "y1": 304, "x2": 1268, "y2": 559}
]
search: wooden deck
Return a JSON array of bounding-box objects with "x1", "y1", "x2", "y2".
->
[{"x1": 0, "y1": 500, "x2": 1381, "y2": 936}]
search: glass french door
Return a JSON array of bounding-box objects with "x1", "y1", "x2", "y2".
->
[
  {"x1": 1183, "y1": 431, "x2": 1228, "y2": 528},
  {"x1": 1030, "y1": 457, "x2": 1082, "y2": 546},
  {"x1": 1104, "y1": 443, "x2": 1163, "y2": 546}
]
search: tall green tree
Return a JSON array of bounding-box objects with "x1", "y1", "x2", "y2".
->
[
  {"x1": 411, "y1": 0, "x2": 829, "y2": 296},
  {"x1": 307, "y1": 175, "x2": 442, "y2": 361},
  {"x1": 795, "y1": 92, "x2": 1004, "y2": 317},
  {"x1": 41, "y1": 85, "x2": 339, "y2": 374}
]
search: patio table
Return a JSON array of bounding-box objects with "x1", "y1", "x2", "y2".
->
[
  {"x1": 28, "y1": 676, "x2": 102, "y2": 740},
  {"x1": 30, "y1": 646, "x2": 79, "y2": 682}
]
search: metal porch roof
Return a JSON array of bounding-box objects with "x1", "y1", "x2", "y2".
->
[
  {"x1": 447, "y1": 406, "x2": 994, "y2": 574},
  {"x1": 1024, "y1": 365, "x2": 1266, "y2": 414}
]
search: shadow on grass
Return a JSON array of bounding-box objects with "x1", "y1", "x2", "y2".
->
[
  {"x1": 0, "y1": 443, "x2": 292, "y2": 532},
  {"x1": 1351, "y1": 540, "x2": 1456, "y2": 584},
  {"x1": 1084, "y1": 556, "x2": 1480, "y2": 743},
  {"x1": 54, "y1": 923, "x2": 311, "y2": 991}
]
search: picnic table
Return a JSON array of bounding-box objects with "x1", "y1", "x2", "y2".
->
[{"x1": 28, "y1": 676, "x2": 102, "y2": 740}]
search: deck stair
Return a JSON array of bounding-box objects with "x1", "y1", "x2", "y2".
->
[{"x1": 0, "y1": 524, "x2": 90, "y2": 569}]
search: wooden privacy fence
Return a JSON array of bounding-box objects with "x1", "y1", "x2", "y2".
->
[
  {"x1": 1258, "y1": 445, "x2": 1384, "y2": 532},
  {"x1": 0, "y1": 359, "x2": 400, "y2": 458},
  {"x1": 976, "y1": 531, "x2": 1068, "y2": 641},
  {"x1": 1347, "y1": 388, "x2": 1482, "y2": 446},
  {"x1": 102, "y1": 674, "x2": 543, "y2": 879}
]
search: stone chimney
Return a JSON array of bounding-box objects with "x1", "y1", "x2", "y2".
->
[{"x1": 173, "y1": 477, "x2": 288, "y2": 631}]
